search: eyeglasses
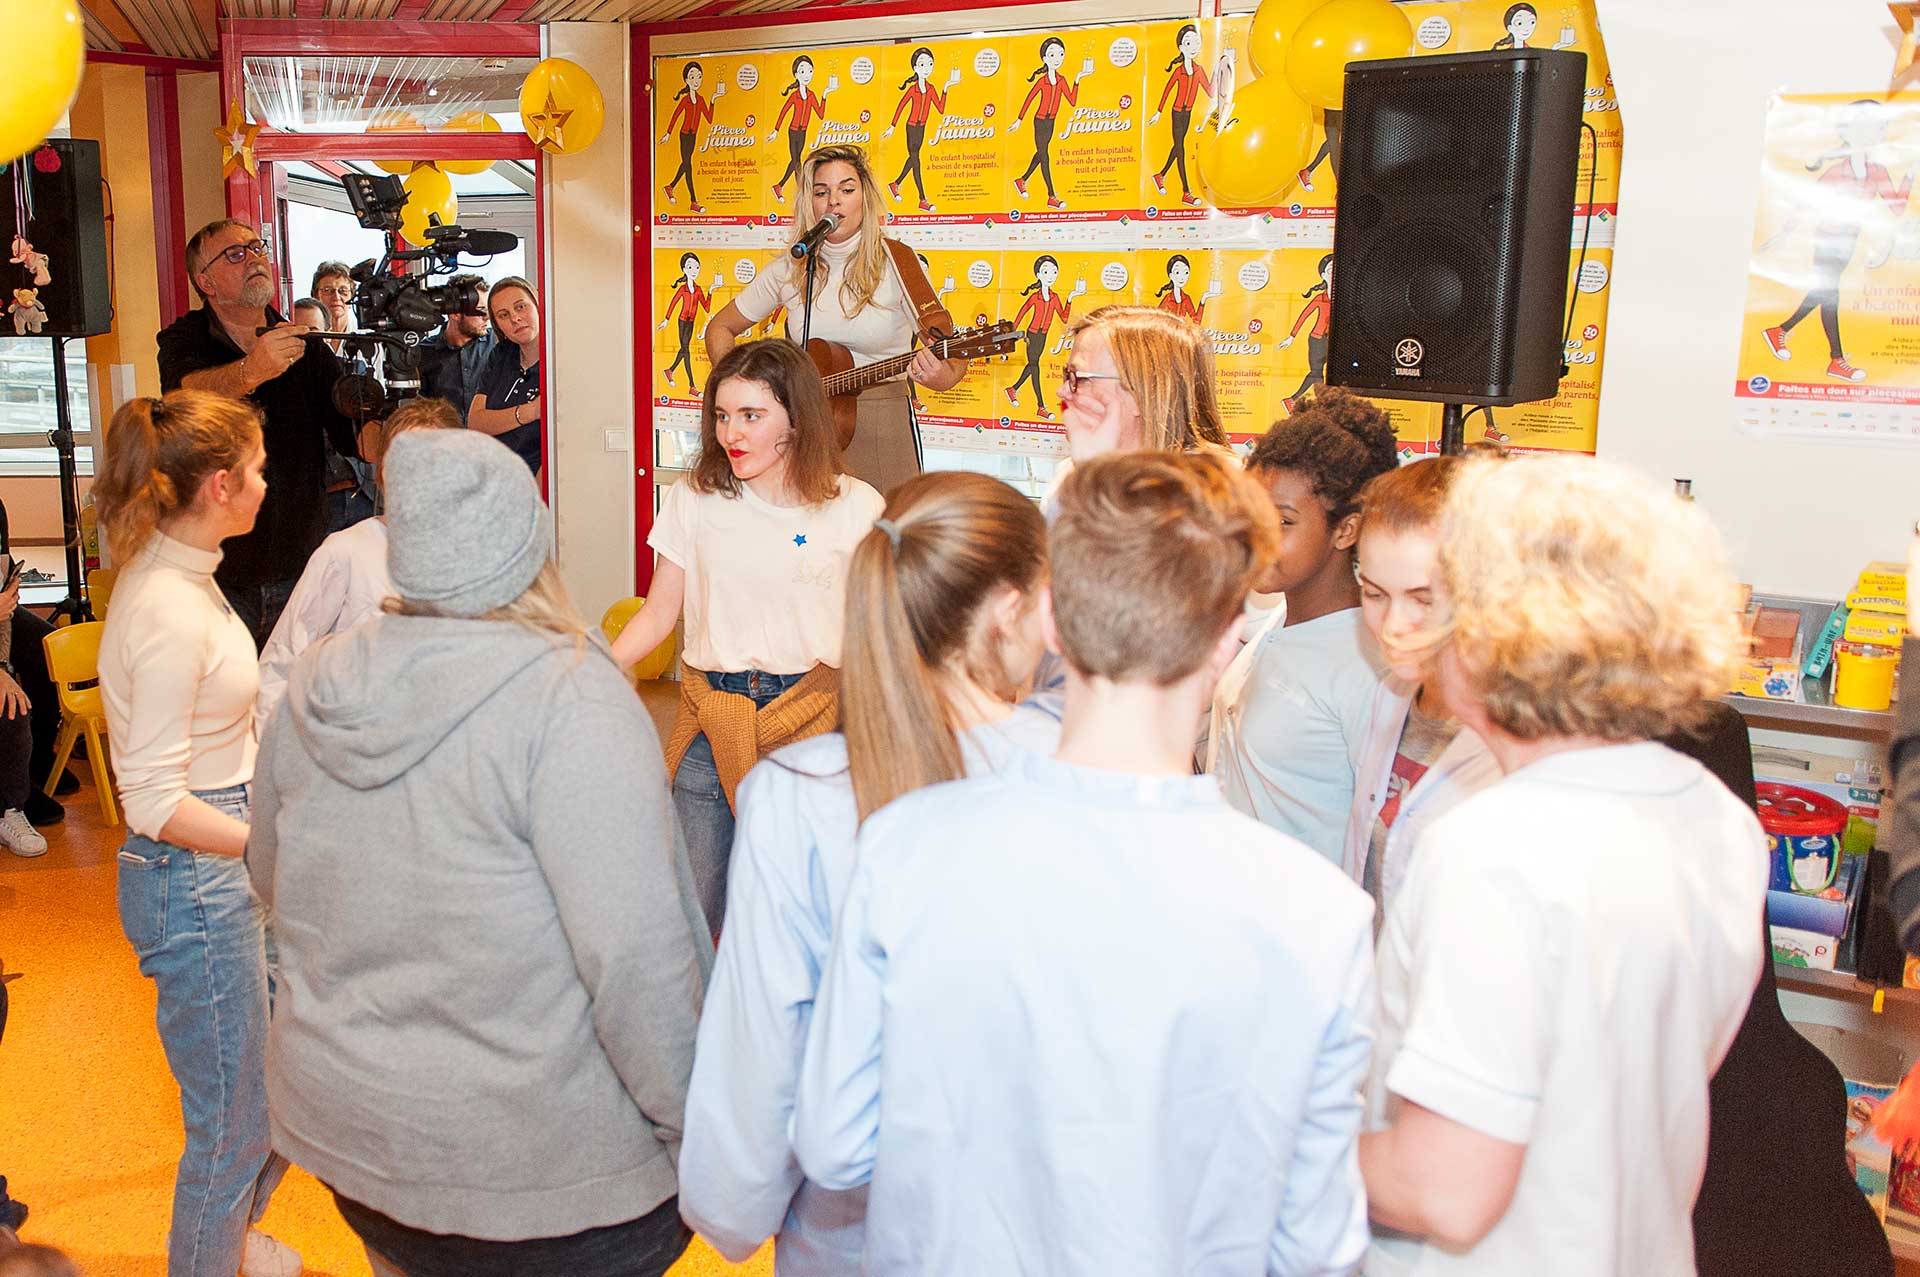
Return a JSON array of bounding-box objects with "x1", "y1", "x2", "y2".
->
[
  {"x1": 201, "y1": 240, "x2": 269, "y2": 269},
  {"x1": 1061, "y1": 367, "x2": 1122, "y2": 395}
]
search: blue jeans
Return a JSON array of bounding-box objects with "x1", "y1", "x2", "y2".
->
[
  {"x1": 222, "y1": 576, "x2": 298, "y2": 653},
  {"x1": 674, "y1": 670, "x2": 805, "y2": 934},
  {"x1": 116, "y1": 784, "x2": 288, "y2": 1277}
]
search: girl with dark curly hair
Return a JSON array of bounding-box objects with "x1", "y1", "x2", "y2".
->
[{"x1": 1205, "y1": 387, "x2": 1400, "y2": 863}]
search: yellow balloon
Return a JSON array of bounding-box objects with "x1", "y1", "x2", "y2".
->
[
  {"x1": 1248, "y1": 0, "x2": 1329, "y2": 79},
  {"x1": 368, "y1": 110, "x2": 426, "y2": 175},
  {"x1": 1285, "y1": 0, "x2": 1414, "y2": 110},
  {"x1": 599, "y1": 596, "x2": 677, "y2": 683},
  {"x1": 0, "y1": 1, "x2": 84, "y2": 164},
  {"x1": 519, "y1": 57, "x2": 605, "y2": 156},
  {"x1": 1197, "y1": 75, "x2": 1315, "y2": 209},
  {"x1": 400, "y1": 165, "x2": 457, "y2": 246},
  {"x1": 440, "y1": 110, "x2": 502, "y2": 176}
]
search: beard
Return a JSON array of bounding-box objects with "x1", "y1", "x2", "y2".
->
[{"x1": 240, "y1": 275, "x2": 275, "y2": 308}]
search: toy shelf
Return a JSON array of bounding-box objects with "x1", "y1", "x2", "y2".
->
[{"x1": 1725, "y1": 594, "x2": 1896, "y2": 737}]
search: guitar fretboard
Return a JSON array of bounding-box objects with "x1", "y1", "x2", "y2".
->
[{"x1": 820, "y1": 338, "x2": 959, "y2": 398}]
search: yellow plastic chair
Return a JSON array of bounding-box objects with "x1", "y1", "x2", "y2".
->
[
  {"x1": 600, "y1": 597, "x2": 677, "y2": 684},
  {"x1": 41, "y1": 621, "x2": 116, "y2": 826},
  {"x1": 86, "y1": 566, "x2": 117, "y2": 619}
]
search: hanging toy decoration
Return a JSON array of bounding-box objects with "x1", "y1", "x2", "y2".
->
[
  {"x1": 10, "y1": 236, "x2": 49, "y2": 287},
  {"x1": 10, "y1": 288, "x2": 47, "y2": 336},
  {"x1": 0, "y1": 2, "x2": 85, "y2": 165},
  {"x1": 215, "y1": 99, "x2": 262, "y2": 178},
  {"x1": 31, "y1": 146, "x2": 60, "y2": 174},
  {"x1": 519, "y1": 58, "x2": 605, "y2": 156}
]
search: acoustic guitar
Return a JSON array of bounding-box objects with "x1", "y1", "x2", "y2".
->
[{"x1": 807, "y1": 320, "x2": 1018, "y2": 448}]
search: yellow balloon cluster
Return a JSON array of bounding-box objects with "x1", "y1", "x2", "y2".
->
[
  {"x1": 1197, "y1": 0, "x2": 1413, "y2": 209},
  {"x1": 0, "y1": 1, "x2": 85, "y2": 165},
  {"x1": 520, "y1": 58, "x2": 605, "y2": 157},
  {"x1": 400, "y1": 164, "x2": 457, "y2": 246}
]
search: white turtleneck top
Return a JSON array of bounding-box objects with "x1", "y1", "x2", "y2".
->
[
  {"x1": 100, "y1": 530, "x2": 261, "y2": 838},
  {"x1": 734, "y1": 229, "x2": 915, "y2": 367}
]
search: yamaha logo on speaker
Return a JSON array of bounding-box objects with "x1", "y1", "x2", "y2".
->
[{"x1": 1393, "y1": 337, "x2": 1424, "y2": 378}]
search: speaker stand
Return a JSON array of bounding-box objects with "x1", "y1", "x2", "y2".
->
[
  {"x1": 48, "y1": 336, "x2": 90, "y2": 625},
  {"x1": 1439, "y1": 402, "x2": 1465, "y2": 457}
]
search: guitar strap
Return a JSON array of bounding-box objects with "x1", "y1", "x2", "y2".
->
[{"x1": 883, "y1": 237, "x2": 955, "y2": 346}]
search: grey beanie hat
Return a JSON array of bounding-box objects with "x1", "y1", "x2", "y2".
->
[{"x1": 385, "y1": 429, "x2": 552, "y2": 618}]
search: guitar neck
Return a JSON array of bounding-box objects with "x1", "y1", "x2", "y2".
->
[{"x1": 821, "y1": 338, "x2": 952, "y2": 398}]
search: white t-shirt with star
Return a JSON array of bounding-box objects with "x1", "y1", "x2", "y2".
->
[{"x1": 650, "y1": 474, "x2": 885, "y2": 675}]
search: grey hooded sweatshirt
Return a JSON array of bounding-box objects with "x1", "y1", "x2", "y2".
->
[{"x1": 247, "y1": 613, "x2": 712, "y2": 1242}]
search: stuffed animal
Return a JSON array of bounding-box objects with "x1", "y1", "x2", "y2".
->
[
  {"x1": 9, "y1": 236, "x2": 49, "y2": 287},
  {"x1": 10, "y1": 288, "x2": 47, "y2": 336}
]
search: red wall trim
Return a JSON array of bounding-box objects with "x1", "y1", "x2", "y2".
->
[
  {"x1": 145, "y1": 70, "x2": 190, "y2": 326},
  {"x1": 631, "y1": 23, "x2": 655, "y2": 597},
  {"x1": 92, "y1": 50, "x2": 219, "y2": 72}
]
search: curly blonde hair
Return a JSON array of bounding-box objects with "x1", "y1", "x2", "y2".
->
[{"x1": 1438, "y1": 456, "x2": 1744, "y2": 742}]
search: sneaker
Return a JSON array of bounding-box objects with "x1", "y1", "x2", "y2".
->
[
  {"x1": 1298, "y1": 167, "x2": 1315, "y2": 192},
  {"x1": 918, "y1": 199, "x2": 936, "y2": 212},
  {"x1": 690, "y1": 203, "x2": 705, "y2": 214},
  {"x1": 24, "y1": 791, "x2": 62, "y2": 826},
  {"x1": 241, "y1": 1228, "x2": 303, "y2": 1277},
  {"x1": 1280, "y1": 395, "x2": 1297, "y2": 416},
  {"x1": 663, "y1": 185, "x2": 675, "y2": 205},
  {"x1": 1039, "y1": 408, "x2": 1056, "y2": 420},
  {"x1": 1762, "y1": 325, "x2": 1790, "y2": 360},
  {"x1": 1004, "y1": 387, "x2": 1018, "y2": 407},
  {"x1": 663, "y1": 370, "x2": 674, "y2": 387},
  {"x1": 1013, "y1": 177, "x2": 1028, "y2": 199},
  {"x1": 888, "y1": 180, "x2": 902, "y2": 200},
  {"x1": 1828, "y1": 357, "x2": 1867, "y2": 382},
  {"x1": 1152, "y1": 172, "x2": 1166, "y2": 195},
  {"x1": 1046, "y1": 196, "x2": 1065, "y2": 210},
  {"x1": 1181, "y1": 192, "x2": 1200, "y2": 206},
  {"x1": 0, "y1": 808, "x2": 46, "y2": 857},
  {"x1": 772, "y1": 183, "x2": 784, "y2": 203}
]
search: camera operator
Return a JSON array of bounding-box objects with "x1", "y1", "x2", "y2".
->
[
  {"x1": 421, "y1": 273, "x2": 495, "y2": 425},
  {"x1": 158, "y1": 220, "x2": 362, "y2": 648}
]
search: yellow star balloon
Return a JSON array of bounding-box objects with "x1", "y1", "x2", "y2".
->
[
  {"x1": 518, "y1": 57, "x2": 605, "y2": 156},
  {"x1": 524, "y1": 91, "x2": 575, "y2": 151},
  {"x1": 214, "y1": 99, "x2": 260, "y2": 178}
]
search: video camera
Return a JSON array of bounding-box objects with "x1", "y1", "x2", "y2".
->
[{"x1": 320, "y1": 173, "x2": 521, "y2": 417}]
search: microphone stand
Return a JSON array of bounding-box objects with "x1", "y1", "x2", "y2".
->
[
  {"x1": 801, "y1": 243, "x2": 819, "y2": 348},
  {"x1": 48, "y1": 336, "x2": 87, "y2": 624}
]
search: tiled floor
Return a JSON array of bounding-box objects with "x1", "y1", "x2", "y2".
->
[{"x1": 0, "y1": 678, "x2": 769, "y2": 1277}]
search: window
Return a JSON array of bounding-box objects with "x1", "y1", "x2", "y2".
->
[{"x1": 0, "y1": 339, "x2": 90, "y2": 475}]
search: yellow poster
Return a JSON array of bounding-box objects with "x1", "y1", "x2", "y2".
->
[
  {"x1": 654, "y1": 54, "x2": 765, "y2": 225},
  {"x1": 1138, "y1": 18, "x2": 1219, "y2": 213},
  {"x1": 760, "y1": 46, "x2": 891, "y2": 218},
  {"x1": 1002, "y1": 27, "x2": 1147, "y2": 225},
  {"x1": 910, "y1": 247, "x2": 1004, "y2": 426},
  {"x1": 650, "y1": 247, "x2": 733, "y2": 407},
  {"x1": 996, "y1": 250, "x2": 1132, "y2": 428},
  {"x1": 877, "y1": 37, "x2": 1007, "y2": 227},
  {"x1": 1736, "y1": 93, "x2": 1920, "y2": 443},
  {"x1": 1175, "y1": 249, "x2": 1268, "y2": 440}
]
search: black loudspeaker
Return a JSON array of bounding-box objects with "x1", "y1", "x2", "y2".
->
[
  {"x1": 0, "y1": 138, "x2": 111, "y2": 339},
  {"x1": 1327, "y1": 50, "x2": 1585, "y2": 406}
]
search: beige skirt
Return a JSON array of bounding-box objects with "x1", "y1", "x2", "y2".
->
[{"x1": 839, "y1": 380, "x2": 922, "y2": 496}]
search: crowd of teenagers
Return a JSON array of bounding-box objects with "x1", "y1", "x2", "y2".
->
[{"x1": 67, "y1": 294, "x2": 1783, "y2": 1277}]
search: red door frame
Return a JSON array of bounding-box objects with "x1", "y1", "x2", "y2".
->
[{"x1": 627, "y1": 0, "x2": 1075, "y2": 595}]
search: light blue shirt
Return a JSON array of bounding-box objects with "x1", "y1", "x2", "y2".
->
[
  {"x1": 678, "y1": 708, "x2": 1062, "y2": 1275},
  {"x1": 794, "y1": 749, "x2": 1377, "y2": 1277}
]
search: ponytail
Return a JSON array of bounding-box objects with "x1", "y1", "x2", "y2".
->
[
  {"x1": 783, "y1": 54, "x2": 812, "y2": 97},
  {"x1": 1158, "y1": 254, "x2": 1189, "y2": 298},
  {"x1": 675, "y1": 61, "x2": 701, "y2": 101},
  {"x1": 1029, "y1": 37, "x2": 1065, "y2": 82},
  {"x1": 1303, "y1": 253, "x2": 1333, "y2": 298},
  {"x1": 1022, "y1": 255, "x2": 1057, "y2": 295},
  {"x1": 1165, "y1": 24, "x2": 1197, "y2": 72},
  {"x1": 93, "y1": 390, "x2": 263, "y2": 562},
  {"x1": 841, "y1": 472, "x2": 1048, "y2": 823},
  {"x1": 899, "y1": 47, "x2": 934, "y2": 91}
]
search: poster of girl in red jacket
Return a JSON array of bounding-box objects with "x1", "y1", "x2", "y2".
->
[
  {"x1": 1154, "y1": 253, "x2": 1210, "y2": 325},
  {"x1": 1148, "y1": 24, "x2": 1211, "y2": 207},
  {"x1": 1007, "y1": 37, "x2": 1089, "y2": 210},
  {"x1": 767, "y1": 55, "x2": 828, "y2": 204},
  {"x1": 1005, "y1": 255, "x2": 1086, "y2": 418},
  {"x1": 657, "y1": 252, "x2": 721, "y2": 395},
  {"x1": 883, "y1": 47, "x2": 960, "y2": 212},
  {"x1": 659, "y1": 61, "x2": 723, "y2": 213},
  {"x1": 1278, "y1": 253, "x2": 1333, "y2": 414}
]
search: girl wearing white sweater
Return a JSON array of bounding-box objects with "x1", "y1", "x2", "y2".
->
[{"x1": 95, "y1": 390, "x2": 300, "y2": 1277}]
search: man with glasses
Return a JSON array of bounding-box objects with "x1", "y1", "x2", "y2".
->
[
  {"x1": 421, "y1": 274, "x2": 495, "y2": 425},
  {"x1": 158, "y1": 219, "x2": 360, "y2": 648}
]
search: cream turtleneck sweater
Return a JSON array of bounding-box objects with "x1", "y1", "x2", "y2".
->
[
  {"x1": 733, "y1": 228, "x2": 915, "y2": 366},
  {"x1": 100, "y1": 531, "x2": 261, "y2": 839}
]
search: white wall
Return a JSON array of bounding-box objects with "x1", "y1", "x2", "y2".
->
[
  {"x1": 1598, "y1": 0, "x2": 1919, "y2": 597},
  {"x1": 544, "y1": 22, "x2": 637, "y2": 622}
]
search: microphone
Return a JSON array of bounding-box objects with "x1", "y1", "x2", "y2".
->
[
  {"x1": 425, "y1": 225, "x2": 522, "y2": 256},
  {"x1": 789, "y1": 212, "x2": 843, "y2": 259}
]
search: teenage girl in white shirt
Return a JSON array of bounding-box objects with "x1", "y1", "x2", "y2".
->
[
  {"x1": 679, "y1": 469, "x2": 1056, "y2": 1275},
  {"x1": 1210, "y1": 387, "x2": 1398, "y2": 863},
  {"x1": 1344, "y1": 456, "x2": 1500, "y2": 913},
  {"x1": 94, "y1": 390, "x2": 303, "y2": 1277},
  {"x1": 610, "y1": 339, "x2": 883, "y2": 930}
]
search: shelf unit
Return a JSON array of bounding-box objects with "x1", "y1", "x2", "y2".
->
[{"x1": 1725, "y1": 594, "x2": 1896, "y2": 738}]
